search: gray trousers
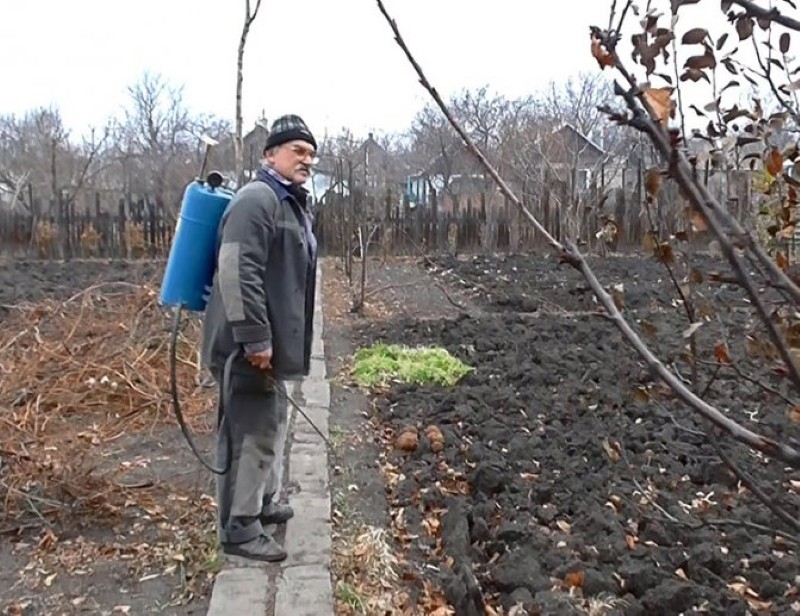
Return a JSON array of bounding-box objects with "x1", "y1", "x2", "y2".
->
[{"x1": 214, "y1": 371, "x2": 289, "y2": 544}]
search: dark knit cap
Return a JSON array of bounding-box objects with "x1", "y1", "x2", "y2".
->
[{"x1": 264, "y1": 114, "x2": 317, "y2": 152}]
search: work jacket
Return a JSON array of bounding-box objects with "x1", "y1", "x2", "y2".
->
[{"x1": 201, "y1": 168, "x2": 317, "y2": 380}]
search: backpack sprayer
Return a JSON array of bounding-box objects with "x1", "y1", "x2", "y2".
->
[
  {"x1": 159, "y1": 135, "x2": 236, "y2": 475},
  {"x1": 158, "y1": 136, "x2": 329, "y2": 476}
]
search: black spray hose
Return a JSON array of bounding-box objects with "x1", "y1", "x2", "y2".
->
[
  {"x1": 264, "y1": 373, "x2": 331, "y2": 447},
  {"x1": 169, "y1": 304, "x2": 235, "y2": 475}
]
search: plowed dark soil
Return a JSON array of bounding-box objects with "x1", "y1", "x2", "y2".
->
[{"x1": 355, "y1": 254, "x2": 799, "y2": 615}]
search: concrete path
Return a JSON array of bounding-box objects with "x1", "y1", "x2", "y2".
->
[{"x1": 206, "y1": 267, "x2": 334, "y2": 616}]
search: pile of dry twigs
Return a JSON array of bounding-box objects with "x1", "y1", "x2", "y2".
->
[{"x1": 0, "y1": 281, "x2": 213, "y2": 530}]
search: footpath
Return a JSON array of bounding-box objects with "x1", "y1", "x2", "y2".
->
[{"x1": 206, "y1": 266, "x2": 334, "y2": 616}]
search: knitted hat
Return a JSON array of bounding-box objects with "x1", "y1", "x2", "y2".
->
[{"x1": 264, "y1": 114, "x2": 317, "y2": 152}]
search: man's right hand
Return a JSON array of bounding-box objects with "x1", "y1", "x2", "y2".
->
[{"x1": 246, "y1": 347, "x2": 273, "y2": 370}]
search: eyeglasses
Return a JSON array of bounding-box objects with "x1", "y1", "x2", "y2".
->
[{"x1": 287, "y1": 144, "x2": 318, "y2": 164}]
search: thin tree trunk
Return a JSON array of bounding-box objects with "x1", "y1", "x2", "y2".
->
[{"x1": 235, "y1": 0, "x2": 263, "y2": 188}]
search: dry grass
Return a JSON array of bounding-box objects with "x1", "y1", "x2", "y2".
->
[
  {"x1": 0, "y1": 280, "x2": 219, "y2": 607},
  {"x1": 0, "y1": 282, "x2": 212, "y2": 526},
  {"x1": 332, "y1": 524, "x2": 400, "y2": 614}
]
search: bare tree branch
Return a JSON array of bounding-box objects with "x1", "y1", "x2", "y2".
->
[
  {"x1": 374, "y1": 0, "x2": 800, "y2": 468},
  {"x1": 730, "y1": 0, "x2": 800, "y2": 32},
  {"x1": 235, "y1": 0, "x2": 264, "y2": 188},
  {"x1": 600, "y1": 42, "x2": 800, "y2": 397},
  {"x1": 708, "y1": 430, "x2": 800, "y2": 533}
]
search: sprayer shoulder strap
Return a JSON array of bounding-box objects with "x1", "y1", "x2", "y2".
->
[
  {"x1": 226, "y1": 181, "x2": 281, "y2": 230},
  {"x1": 251, "y1": 181, "x2": 283, "y2": 259},
  {"x1": 214, "y1": 181, "x2": 281, "y2": 260},
  {"x1": 245, "y1": 179, "x2": 282, "y2": 225}
]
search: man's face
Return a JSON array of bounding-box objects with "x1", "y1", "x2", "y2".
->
[{"x1": 267, "y1": 140, "x2": 317, "y2": 185}]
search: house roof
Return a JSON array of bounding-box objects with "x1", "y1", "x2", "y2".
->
[
  {"x1": 243, "y1": 119, "x2": 270, "y2": 151},
  {"x1": 348, "y1": 133, "x2": 411, "y2": 184},
  {"x1": 554, "y1": 123, "x2": 605, "y2": 156}
]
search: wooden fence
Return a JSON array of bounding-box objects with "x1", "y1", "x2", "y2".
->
[
  {"x1": 0, "y1": 194, "x2": 175, "y2": 259},
  {"x1": 0, "y1": 169, "x2": 763, "y2": 261},
  {"x1": 313, "y1": 170, "x2": 759, "y2": 258}
]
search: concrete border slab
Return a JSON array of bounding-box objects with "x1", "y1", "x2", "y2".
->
[
  {"x1": 274, "y1": 564, "x2": 334, "y2": 616},
  {"x1": 206, "y1": 568, "x2": 272, "y2": 616}
]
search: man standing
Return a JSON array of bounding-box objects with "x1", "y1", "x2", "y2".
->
[{"x1": 201, "y1": 115, "x2": 318, "y2": 562}]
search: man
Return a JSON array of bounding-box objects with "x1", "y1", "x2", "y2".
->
[{"x1": 201, "y1": 114, "x2": 318, "y2": 562}]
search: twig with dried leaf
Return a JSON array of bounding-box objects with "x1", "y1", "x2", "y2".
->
[{"x1": 375, "y1": 0, "x2": 800, "y2": 468}]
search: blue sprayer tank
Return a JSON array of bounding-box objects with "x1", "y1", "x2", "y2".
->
[{"x1": 159, "y1": 175, "x2": 234, "y2": 312}]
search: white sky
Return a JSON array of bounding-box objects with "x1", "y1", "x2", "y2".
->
[{"x1": 0, "y1": 0, "x2": 776, "y2": 143}]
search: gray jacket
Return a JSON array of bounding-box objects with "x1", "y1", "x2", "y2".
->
[{"x1": 201, "y1": 174, "x2": 317, "y2": 380}]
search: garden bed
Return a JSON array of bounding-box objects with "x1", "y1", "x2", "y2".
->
[{"x1": 332, "y1": 253, "x2": 799, "y2": 615}]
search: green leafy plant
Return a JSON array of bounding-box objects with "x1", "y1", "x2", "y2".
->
[{"x1": 351, "y1": 343, "x2": 473, "y2": 388}]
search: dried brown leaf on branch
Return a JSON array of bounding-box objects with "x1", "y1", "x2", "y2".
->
[
  {"x1": 672, "y1": 0, "x2": 701, "y2": 12},
  {"x1": 645, "y1": 168, "x2": 663, "y2": 198},
  {"x1": 714, "y1": 342, "x2": 732, "y2": 364},
  {"x1": 642, "y1": 86, "x2": 675, "y2": 125},
  {"x1": 690, "y1": 210, "x2": 709, "y2": 232},
  {"x1": 780, "y1": 32, "x2": 791, "y2": 54},
  {"x1": 776, "y1": 251, "x2": 790, "y2": 272},
  {"x1": 682, "y1": 27, "x2": 709, "y2": 45},
  {"x1": 736, "y1": 16, "x2": 754, "y2": 40},
  {"x1": 591, "y1": 32, "x2": 615, "y2": 69},
  {"x1": 766, "y1": 148, "x2": 784, "y2": 177}
]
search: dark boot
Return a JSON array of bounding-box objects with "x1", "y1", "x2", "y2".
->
[
  {"x1": 222, "y1": 534, "x2": 287, "y2": 562},
  {"x1": 260, "y1": 502, "x2": 294, "y2": 525}
]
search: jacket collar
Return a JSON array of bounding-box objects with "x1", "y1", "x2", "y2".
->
[{"x1": 256, "y1": 164, "x2": 309, "y2": 206}]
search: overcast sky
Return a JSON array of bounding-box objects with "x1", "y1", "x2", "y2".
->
[{"x1": 0, "y1": 0, "x2": 767, "y2": 142}]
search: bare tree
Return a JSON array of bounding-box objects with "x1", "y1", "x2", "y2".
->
[
  {"x1": 110, "y1": 72, "x2": 203, "y2": 213},
  {"x1": 234, "y1": 0, "x2": 264, "y2": 188}
]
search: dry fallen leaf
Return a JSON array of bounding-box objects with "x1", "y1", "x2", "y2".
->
[
  {"x1": 728, "y1": 580, "x2": 774, "y2": 611},
  {"x1": 602, "y1": 437, "x2": 622, "y2": 462},
  {"x1": 422, "y1": 515, "x2": 441, "y2": 538},
  {"x1": 565, "y1": 570, "x2": 585, "y2": 588}
]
